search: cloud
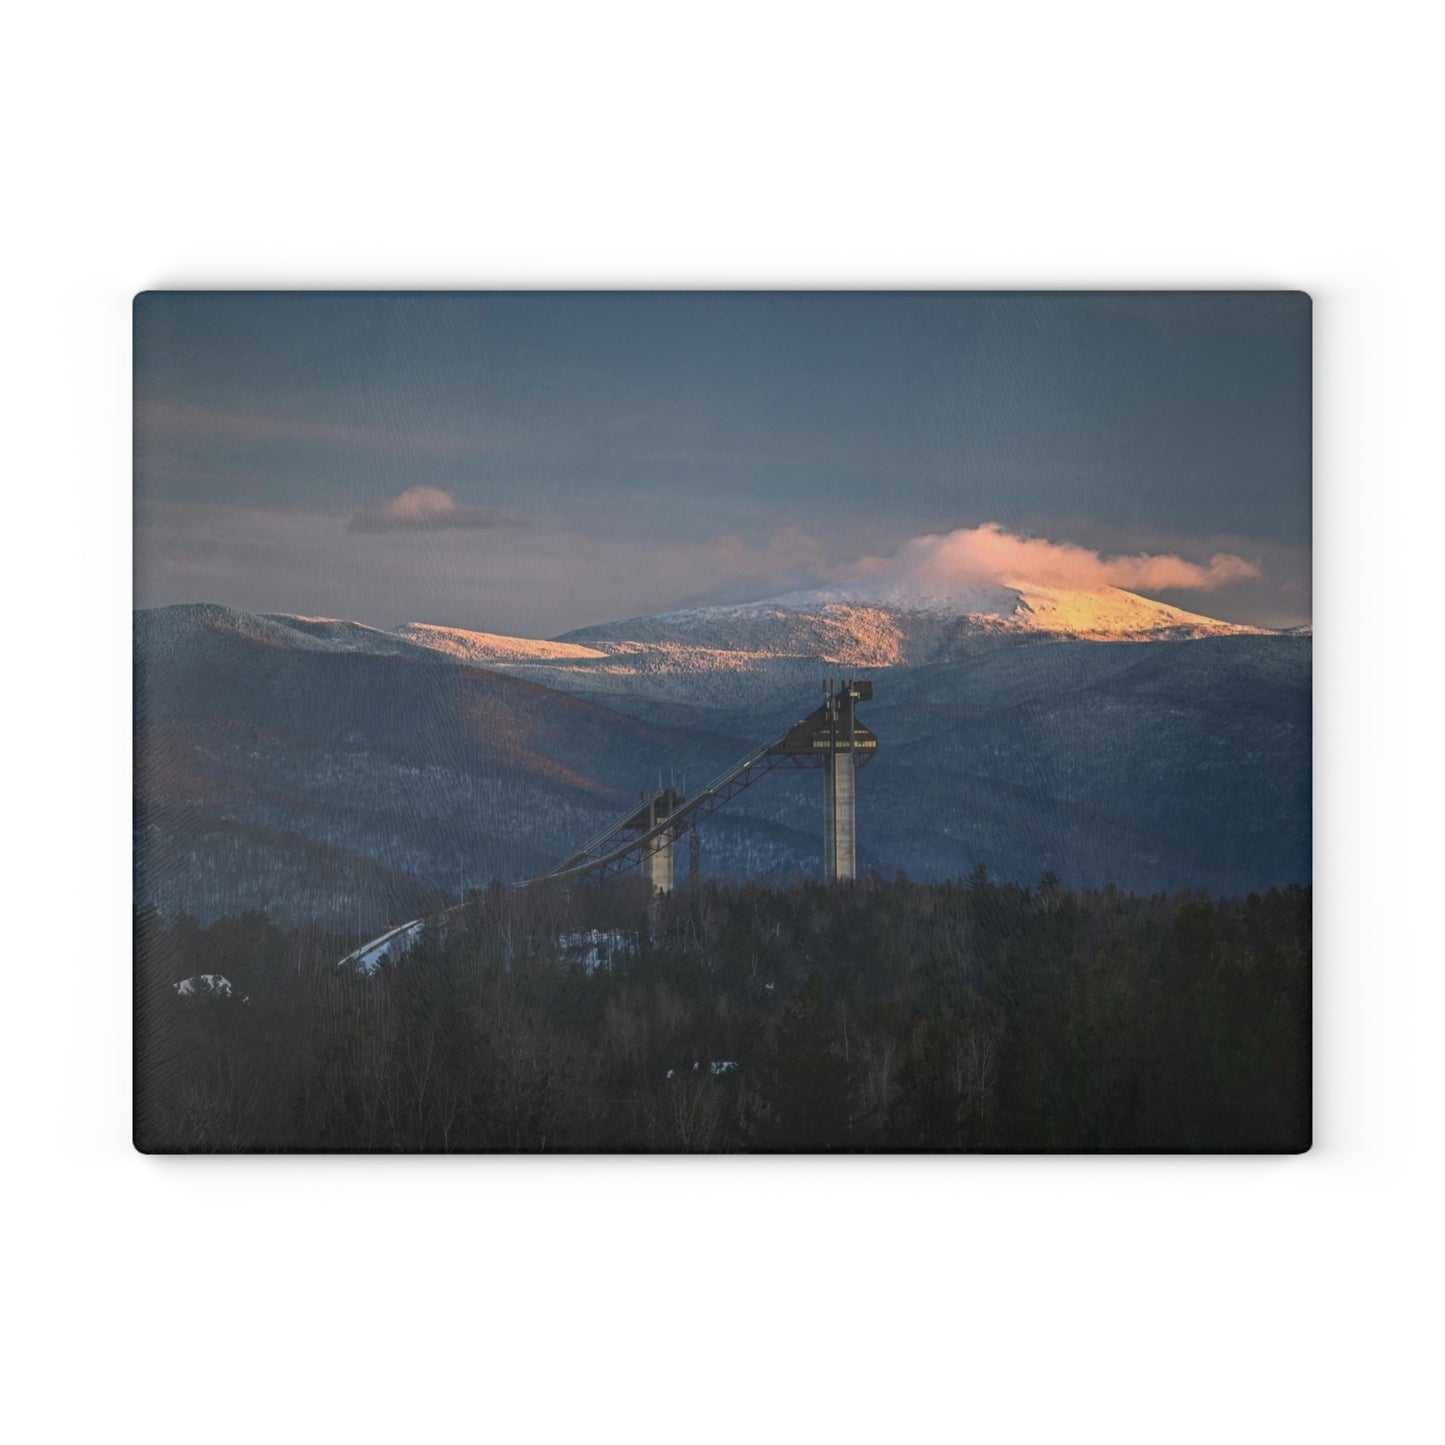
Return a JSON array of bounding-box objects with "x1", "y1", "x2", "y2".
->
[
  {"x1": 348, "y1": 487, "x2": 526, "y2": 534},
  {"x1": 852, "y1": 523, "x2": 1260, "y2": 594}
]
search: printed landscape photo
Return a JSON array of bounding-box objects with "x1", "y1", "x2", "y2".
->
[{"x1": 133, "y1": 291, "x2": 1311, "y2": 1152}]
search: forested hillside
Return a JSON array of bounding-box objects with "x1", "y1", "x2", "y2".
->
[{"x1": 135, "y1": 873, "x2": 1311, "y2": 1153}]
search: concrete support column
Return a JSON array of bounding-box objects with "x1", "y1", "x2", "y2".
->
[
  {"x1": 823, "y1": 750, "x2": 856, "y2": 882},
  {"x1": 643, "y1": 830, "x2": 675, "y2": 894}
]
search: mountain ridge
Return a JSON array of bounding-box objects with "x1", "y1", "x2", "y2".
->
[
  {"x1": 374, "y1": 581, "x2": 1282, "y2": 709},
  {"x1": 559, "y1": 578, "x2": 1268, "y2": 651},
  {"x1": 133, "y1": 593, "x2": 1311, "y2": 925}
]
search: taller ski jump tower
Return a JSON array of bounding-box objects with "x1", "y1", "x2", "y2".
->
[{"x1": 772, "y1": 677, "x2": 875, "y2": 881}]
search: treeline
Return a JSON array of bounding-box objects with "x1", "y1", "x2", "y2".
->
[{"x1": 134, "y1": 868, "x2": 1311, "y2": 1153}]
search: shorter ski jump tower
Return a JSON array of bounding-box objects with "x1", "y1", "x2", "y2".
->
[{"x1": 612, "y1": 787, "x2": 685, "y2": 893}]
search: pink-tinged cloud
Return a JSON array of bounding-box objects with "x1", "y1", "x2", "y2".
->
[
  {"x1": 854, "y1": 523, "x2": 1261, "y2": 594},
  {"x1": 348, "y1": 486, "x2": 526, "y2": 534}
]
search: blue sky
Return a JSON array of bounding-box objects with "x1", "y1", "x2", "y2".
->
[{"x1": 134, "y1": 291, "x2": 1311, "y2": 634}]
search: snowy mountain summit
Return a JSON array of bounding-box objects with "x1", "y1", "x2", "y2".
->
[
  {"x1": 557, "y1": 577, "x2": 1266, "y2": 666},
  {"x1": 172, "y1": 571, "x2": 1282, "y2": 714}
]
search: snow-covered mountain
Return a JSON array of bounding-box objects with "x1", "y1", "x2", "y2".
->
[
  {"x1": 364, "y1": 580, "x2": 1271, "y2": 707},
  {"x1": 166, "y1": 577, "x2": 1284, "y2": 719},
  {"x1": 137, "y1": 602, "x2": 443, "y2": 661},
  {"x1": 562, "y1": 578, "x2": 1264, "y2": 653}
]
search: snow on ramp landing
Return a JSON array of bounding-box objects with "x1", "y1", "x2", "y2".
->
[{"x1": 340, "y1": 919, "x2": 426, "y2": 972}]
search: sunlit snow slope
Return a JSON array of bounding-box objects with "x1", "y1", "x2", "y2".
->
[{"x1": 388, "y1": 581, "x2": 1269, "y2": 706}]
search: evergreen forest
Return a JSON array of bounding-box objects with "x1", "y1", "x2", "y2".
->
[{"x1": 134, "y1": 870, "x2": 1311, "y2": 1153}]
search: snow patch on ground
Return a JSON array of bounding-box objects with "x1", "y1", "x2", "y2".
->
[
  {"x1": 172, "y1": 974, "x2": 246, "y2": 1001},
  {"x1": 666, "y1": 1061, "x2": 740, "y2": 1079}
]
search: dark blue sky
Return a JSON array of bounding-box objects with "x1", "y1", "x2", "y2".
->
[{"x1": 134, "y1": 291, "x2": 1311, "y2": 633}]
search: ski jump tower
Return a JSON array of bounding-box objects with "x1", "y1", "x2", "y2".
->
[
  {"x1": 540, "y1": 677, "x2": 877, "y2": 894},
  {"x1": 337, "y1": 680, "x2": 879, "y2": 970},
  {"x1": 614, "y1": 787, "x2": 686, "y2": 893},
  {"x1": 773, "y1": 678, "x2": 876, "y2": 881}
]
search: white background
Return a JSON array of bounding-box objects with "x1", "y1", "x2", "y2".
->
[{"x1": 4, "y1": 2, "x2": 1442, "y2": 1441}]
